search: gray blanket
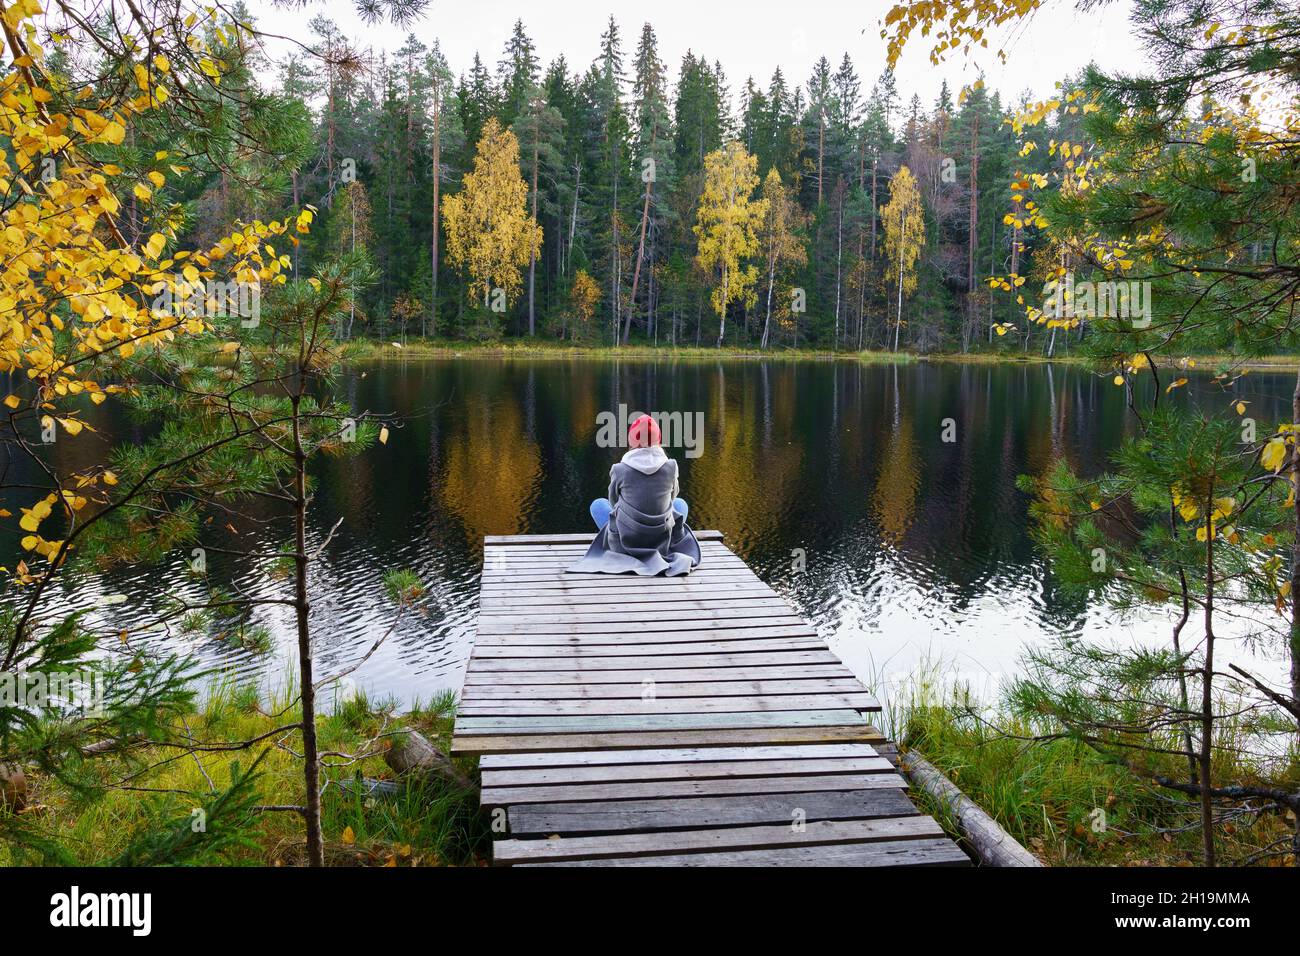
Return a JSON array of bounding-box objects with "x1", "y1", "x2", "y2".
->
[{"x1": 569, "y1": 455, "x2": 702, "y2": 576}]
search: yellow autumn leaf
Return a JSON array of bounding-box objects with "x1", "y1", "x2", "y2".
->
[{"x1": 1261, "y1": 437, "x2": 1288, "y2": 473}]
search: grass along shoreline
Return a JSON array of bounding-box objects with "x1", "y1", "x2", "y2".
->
[
  {"x1": 0, "y1": 681, "x2": 491, "y2": 867},
  {"x1": 330, "y1": 339, "x2": 1300, "y2": 370},
  {"x1": 6, "y1": 667, "x2": 1294, "y2": 865},
  {"x1": 880, "y1": 668, "x2": 1297, "y2": 867}
]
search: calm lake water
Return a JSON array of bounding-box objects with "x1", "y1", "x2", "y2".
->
[{"x1": 10, "y1": 358, "x2": 1297, "y2": 706}]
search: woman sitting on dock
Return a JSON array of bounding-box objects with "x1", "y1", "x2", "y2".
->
[{"x1": 569, "y1": 413, "x2": 701, "y2": 576}]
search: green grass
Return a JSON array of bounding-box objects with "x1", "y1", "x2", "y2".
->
[
  {"x1": 881, "y1": 664, "x2": 1297, "y2": 866},
  {"x1": 1, "y1": 679, "x2": 491, "y2": 867},
  {"x1": 330, "y1": 338, "x2": 1066, "y2": 365},
  {"x1": 275, "y1": 336, "x2": 1300, "y2": 369}
]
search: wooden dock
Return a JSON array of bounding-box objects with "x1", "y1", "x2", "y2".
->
[{"x1": 451, "y1": 531, "x2": 969, "y2": 867}]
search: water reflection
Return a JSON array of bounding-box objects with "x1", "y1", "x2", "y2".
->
[{"x1": 7, "y1": 358, "x2": 1295, "y2": 704}]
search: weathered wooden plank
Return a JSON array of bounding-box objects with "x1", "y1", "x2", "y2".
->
[
  {"x1": 459, "y1": 694, "x2": 880, "y2": 716},
  {"x1": 474, "y1": 615, "x2": 812, "y2": 635},
  {"x1": 481, "y1": 756, "x2": 893, "y2": 787},
  {"x1": 482, "y1": 771, "x2": 907, "y2": 806},
  {"x1": 492, "y1": 815, "x2": 945, "y2": 864},
  {"x1": 450, "y1": 725, "x2": 885, "y2": 756},
  {"x1": 456, "y1": 532, "x2": 961, "y2": 868},
  {"x1": 478, "y1": 575, "x2": 766, "y2": 591},
  {"x1": 484, "y1": 551, "x2": 741, "y2": 563},
  {"x1": 506, "y1": 787, "x2": 919, "y2": 835},
  {"x1": 484, "y1": 548, "x2": 735, "y2": 561},
  {"x1": 478, "y1": 743, "x2": 881, "y2": 769},
  {"x1": 472, "y1": 626, "x2": 819, "y2": 647},
  {"x1": 461, "y1": 678, "x2": 866, "y2": 699},
  {"x1": 479, "y1": 590, "x2": 779, "y2": 609},
  {"x1": 476, "y1": 605, "x2": 796, "y2": 625},
  {"x1": 465, "y1": 651, "x2": 845, "y2": 671},
  {"x1": 455, "y1": 709, "x2": 868, "y2": 735},
  {"x1": 476, "y1": 598, "x2": 793, "y2": 618},
  {"x1": 469, "y1": 638, "x2": 825, "y2": 659},
  {"x1": 461, "y1": 665, "x2": 856, "y2": 686},
  {"x1": 480, "y1": 581, "x2": 776, "y2": 597},
  {"x1": 480, "y1": 577, "x2": 754, "y2": 589},
  {"x1": 479, "y1": 572, "x2": 763, "y2": 589},
  {"x1": 484, "y1": 542, "x2": 738, "y2": 555},
  {"x1": 484, "y1": 531, "x2": 725, "y2": 545},
  {"x1": 483, "y1": 557, "x2": 747, "y2": 571},
  {"x1": 519, "y1": 838, "x2": 971, "y2": 867}
]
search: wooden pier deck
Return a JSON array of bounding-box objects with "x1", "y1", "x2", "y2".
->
[{"x1": 451, "y1": 531, "x2": 968, "y2": 867}]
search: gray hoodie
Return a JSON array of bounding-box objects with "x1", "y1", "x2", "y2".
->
[{"x1": 568, "y1": 446, "x2": 701, "y2": 576}]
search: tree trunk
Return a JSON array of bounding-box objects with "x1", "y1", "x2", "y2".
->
[
  {"x1": 1290, "y1": 368, "x2": 1300, "y2": 741},
  {"x1": 624, "y1": 159, "x2": 654, "y2": 345},
  {"x1": 568, "y1": 163, "x2": 581, "y2": 277},
  {"x1": 528, "y1": 106, "x2": 539, "y2": 337},
  {"x1": 716, "y1": 266, "x2": 728, "y2": 348},
  {"x1": 893, "y1": 218, "x2": 904, "y2": 352},
  {"x1": 291, "y1": 394, "x2": 323, "y2": 867},
  {"x1": 1200, "y1": 488, "x2": 1217, "y2": 868},
  {"x1": 0, "y1": 762, "x2": 26, "y2": 813},
  {"x1": 901, "y1": 751, "x2": 1041, "y2": 866},
  {"x1": 386, "y1": 730, "x2": 474, "y2": 793},
  {"x1": 762, "y1": 257, "x2": 775, "y2": 350},
  {"x1": 430, "y1": 85, "x2": 441, "y2": 338},
  {"x1": 291, "y1": 173, "x2": 301, "y2": 278},
  {"x1": 834, "y1": 194, "x2": 843, "y2": 349},
  {"x1": 817, "y1": 115, "x2": 825, "y2": 206}
]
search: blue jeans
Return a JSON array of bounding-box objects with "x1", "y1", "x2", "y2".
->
[{"x1": 590, "y1": 498, "x2": 687, "y2": 530}]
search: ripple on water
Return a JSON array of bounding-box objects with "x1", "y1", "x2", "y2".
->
[{"x1": 15, "y1": 358, "x2": 1294, "y2": 704}]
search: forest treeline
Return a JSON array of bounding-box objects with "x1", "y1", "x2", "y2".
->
[{"x1": 181, "y1": 10, "x2": 1092, "y2": 352}]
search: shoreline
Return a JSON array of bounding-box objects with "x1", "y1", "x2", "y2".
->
[{"x1": 332, "y1": 340, "x2": 1300, "y2": 370}]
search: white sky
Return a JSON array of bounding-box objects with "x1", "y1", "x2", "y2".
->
[{"x1": 245, "y1": 0, "x2": 1149, "y2": 113}]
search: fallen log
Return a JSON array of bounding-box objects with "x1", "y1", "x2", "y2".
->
[
  {"x1": 0, "y1": 762, "x2": 26, "y2": 813},
  {"x1": 901, "y1": 750, "x2": 1042, "y2": 867},
  {"x1": 385, "y1": 730, "x2": 475, "y2": 794}
]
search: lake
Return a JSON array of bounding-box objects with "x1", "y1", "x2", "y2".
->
[{"x1": 10, "y1": 357, "x2": 1297, "y2": 707}]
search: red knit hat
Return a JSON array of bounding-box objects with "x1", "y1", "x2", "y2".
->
[{"x1": 628, "y1": 414, "x2": 661, "y2": 448}]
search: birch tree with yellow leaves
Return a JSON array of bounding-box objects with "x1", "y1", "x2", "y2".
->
[
  {"x1": 442, "y1": 117, "x2": 542, "y2": 323},
  {"x1": 694, "y1": 141, "x2": 766, "y2": 348},
  {"x1": 880, "y1": 165, "x2": 924, "y2": 352},
  {"x1": 886, "y1": 0, "x2": 1300, "y2": 866},
  {"x1": 0, "y1": 0, "x2": 401, "y2": 867},
  {"x1": 758, "y1": 168, "x2": 806, "y2": 350}
]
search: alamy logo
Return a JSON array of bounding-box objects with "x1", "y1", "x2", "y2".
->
[
  {"x1": 0, "y1": 669, "x2": 105, "y2": 717},
  {"x1": 1042, "y1": 271, "x2": 1152, "y2": 328},
  {"x1": 595, "y1": 404, "x2": 704, "y2": 458},
  {"x1": 152, "y1": 279, "x2": 261, "y2": 329},
  {"x1": 50, "y1": 886, "x2": 152, "y2": 936}
]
